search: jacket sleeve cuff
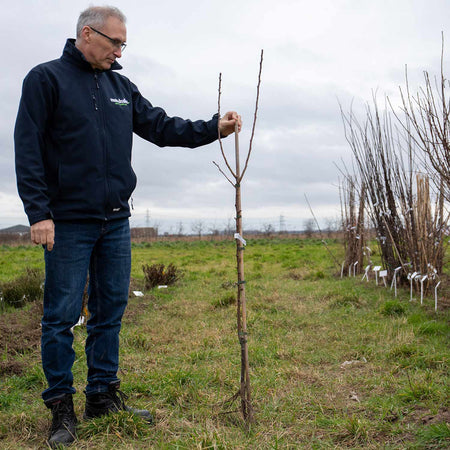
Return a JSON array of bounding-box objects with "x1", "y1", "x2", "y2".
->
[
  {"x1": 209, "y1": 113, "x2": 222, "y2": 140},
  {"x1": 28, "y1": 212, "x2": 52, "y2": 226}
]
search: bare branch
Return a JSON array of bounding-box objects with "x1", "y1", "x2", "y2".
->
[
  {"x1": 392, "y1": 37, "x2": 450, "y2": 193},
  {"x1": 217, "y1": 73, "x2": 237, "y2": 179},
  {"x1": 212, "y1": 160, "x2": 235, "y2": 187},
  {"x1": 240, "y1": 49, "x2": 264, "y2": 182}
]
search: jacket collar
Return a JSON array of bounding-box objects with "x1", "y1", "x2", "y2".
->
[{"x1": 61, "y1": 38, "x2": 123, "y2": 72}]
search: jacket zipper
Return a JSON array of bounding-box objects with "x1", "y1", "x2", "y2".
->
[
  {"x1": 94, "y1": 71, "x2": 109, "y2": 221},
  {"x1": 92, "y1": 72, "x2": 99, "y2": 110}
]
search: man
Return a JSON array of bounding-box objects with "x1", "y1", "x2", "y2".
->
[{"x1": 14, "y1": 5, "x2": 241, "y2": 448}]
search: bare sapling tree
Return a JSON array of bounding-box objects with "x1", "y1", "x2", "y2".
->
[
  {"x1": 338, "y1": 176, "x2": 366, "y2": 275},
  {"x1": 396, "y1": 34, "x2": 450, "y2": 200},
  {"x1": 191, "y1": 220, "x2": 204, "y2": 239},
  {"x1": 213, "y1": 50, "x2": 263, "y2": 424},
  {"x1": 340, "y1": 99, "x2": 407, "y2": 275}
]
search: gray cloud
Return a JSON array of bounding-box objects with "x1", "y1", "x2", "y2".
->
[{"x1": 1, "y1": 0, "x2": 450, "y2": 231}]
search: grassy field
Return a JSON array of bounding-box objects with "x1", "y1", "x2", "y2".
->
[{"x1": 0, "y1": 238, "x2": 449, "y2": 449}]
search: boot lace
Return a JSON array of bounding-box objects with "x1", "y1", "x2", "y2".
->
[{"x1": 111, "y1": 386, "x2": 129, "y2": 410}]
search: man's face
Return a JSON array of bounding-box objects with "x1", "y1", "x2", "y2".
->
[{"x1": 85, "y1": 16, "x2": 127, "y2": 70}]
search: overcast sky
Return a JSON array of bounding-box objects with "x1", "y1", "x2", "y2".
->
[{"x1": 1, "y1": 0, "x2": 449, "y2": 232}]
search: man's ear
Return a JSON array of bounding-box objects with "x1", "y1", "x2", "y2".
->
[{"x1": 81, "y1": 26, "x2": 92, "y2": 44}]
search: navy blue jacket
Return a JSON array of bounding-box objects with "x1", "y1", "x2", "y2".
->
[{"x1": 14, "y1": 39, "x2": 219, "y2": 225}]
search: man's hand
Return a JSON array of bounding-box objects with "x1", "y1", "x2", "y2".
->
[
  {"x1": 30, "y1": 219, "x2": 55, "y2": 251},
  {"x1": 219, "y1": 111, "x2": 242, "y2": 137}
]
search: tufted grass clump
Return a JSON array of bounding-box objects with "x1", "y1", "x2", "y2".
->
[
  {"x1": 416, "y1": 422, "x2": 450, "y2": 449},
  {"x1": 1, "y1": 268, "x2": 43, "y2": 309},
  {"x1": 380, "y1": 299, "x2": 407, "y2": 316},
  {"x1": 211, "y1": 293, "x2": 236, "y2": 308},
  {"x1": 142, "y1": 263, "x2": 182, "y2": 290},
  {"x1": 329, "y1": 291, "x2": 362, "y2": 308},
  {"x1": 78, "y1": 410, "x2": 151, "y2": 442}
]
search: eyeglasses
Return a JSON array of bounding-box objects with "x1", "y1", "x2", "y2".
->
[{"x1": 89, "y1": 26, "x2": 127, "y2": 52}]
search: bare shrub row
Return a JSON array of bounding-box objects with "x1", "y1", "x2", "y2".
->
[{"x1": 340, "y1": 83, "x2": 448, "y2": 295}]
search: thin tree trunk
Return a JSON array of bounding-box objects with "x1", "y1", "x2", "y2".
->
[{"x1": 233, "y1": 123, "x2": 253, "y2": 422}]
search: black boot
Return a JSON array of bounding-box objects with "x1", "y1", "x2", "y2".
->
[
  {"x1": 84, "y1": 381, "x2": 153, "y2": 424},
  {"x1": 44, "y1": 393, "x2": 77, "y2": 448}
]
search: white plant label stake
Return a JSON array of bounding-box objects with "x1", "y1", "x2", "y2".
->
[
  {"x1": 362, "y1": 265, "x2": 371, "y2": 282},
  {"x1": 408, "y1": 272, "x2": 419, "y2": 302},
  {"x1": 435, "y1": 281, "x2": 441, "y2": 312},
  {"x1": 380, "y1": 270, "x2": 388, "y2": 287},
  {"x1": 420, "y1": 275, "x2": 428, "y2": 304},
  {"x1": 390, "y1": 266, "x2": 402, "y2": 297},
  {"x1": 353, "y1": 261, "x2": 358, "y2": 277},
  {"x1": 373, "y1": 266, "x2": 381, "y2": 285}
]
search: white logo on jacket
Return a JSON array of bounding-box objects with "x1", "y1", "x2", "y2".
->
[{"x1": 110, "y1": 98, "x2": 130, "y2": 106}]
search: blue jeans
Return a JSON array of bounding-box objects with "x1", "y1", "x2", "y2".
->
[{"x1": 41, "y1": 218, "x2": 131, "y2": 401}]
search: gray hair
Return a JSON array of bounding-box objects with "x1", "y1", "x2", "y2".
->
[{"x1": 76, "y1": 6, "x2": 126, "y2": 37}]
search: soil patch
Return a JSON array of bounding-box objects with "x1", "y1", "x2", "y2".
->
[
  {"x1": 404, "y1": 407, "x2": 450, "y2": 425},
  {"x1": 0, "y1": 301, "x2": 42, "y2": 370},
  {"x1": 0, "y1": 360, "x2": 25, "y2": 376}
]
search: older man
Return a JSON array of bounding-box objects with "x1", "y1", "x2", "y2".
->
[{"x1": 14, "y1": 5, "x2": 241, "y2": 447}]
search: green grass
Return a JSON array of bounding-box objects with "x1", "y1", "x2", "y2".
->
[
  {"x1": 0, "y1": 245, "x2": 43, "y2": 283},
  {"x1": 416, "y1": 422, "x2": 450, "y2": 449},
  {"x1": 0, "y1": 237, "x2": 449, "y2": 449}
]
